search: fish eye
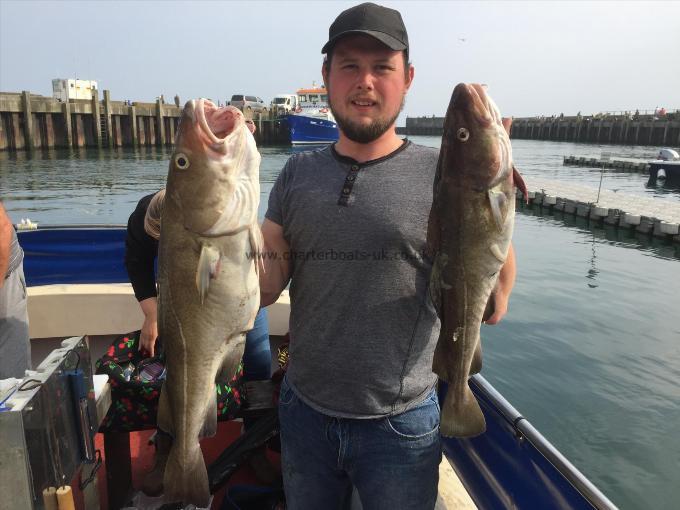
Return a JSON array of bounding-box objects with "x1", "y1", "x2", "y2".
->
[
  {"x1": 457, "y1": 128, "x2": 470, "y2": 142},
  {"x1": 174, "y1": 153, "x2": 190, "y2": 170}
]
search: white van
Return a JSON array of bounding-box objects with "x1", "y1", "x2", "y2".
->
[{"x1": 270, "y1": 94, "x2": 298, "y2": 116}]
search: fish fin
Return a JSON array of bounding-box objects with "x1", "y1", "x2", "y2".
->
[
  {"x1": 513, "y1": 165, "x2": 528, "y2": 203},
  {"x1": 470, "y1": 340, "x2": 483, "y2": 375},
  {"x1": 482, "y1": 292, "x2": 495, "y2": 322},
  {"x1": 156, "y1": 386, "x2": 174, "y2": 437},
  {"x1": 489, "y1": 243, "x2": 507, "y2": 264},
  {"x1": 432, "y1": 329, "x2": 449, "y2": 378},
  {"x1": 249, "y1": 223, "x2": 265, "y2": 276},
  {"x1": 487, "y1": 190, "x2": 508, "y2": 231},
  {"x1": 439, "y1": 382, "x2": 486, "y2": 438},
  {"x1": 163, "y1": 444, "x2": 211, "y2": 507},
  {"x1": 429, "y1": 253, "x2": 449, "y2": 317},
  {"x1": 199, "y1": 392, "x2": 218, "y2": 439},
  {"x1": 196, "y1": 244, "x2": 221, "y2": 304},
  {"x1": 425, "y1": 204, "x2": 440, "y2": 260}
]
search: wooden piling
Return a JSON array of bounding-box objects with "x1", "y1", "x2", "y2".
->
[
  {"x1": 62, "y1": 101, "x2": 72, "y2": 148},
  {"x1": 103, "y1": 90, "x2": 114, "y2": 149},
  {"x1": 21, "y1": 91, "x2": 34, "y2": 151},
  {"x1": 129, "y1": 105, "x2": 137, "y2": 146},
  {"x1": 155, "y1": 98, "x2": 165, "y2": 146}
]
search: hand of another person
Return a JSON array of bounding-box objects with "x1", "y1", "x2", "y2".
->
[
  {"x1": 138, "y1": 297, "x2": 159, "y2": 356},
  {"x1": 140, "y1": 316, "x2": 159, "y2": 356}
]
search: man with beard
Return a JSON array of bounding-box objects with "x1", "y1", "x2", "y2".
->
[{"x1": 260, "y1": 3, "x2": 515, "y2": 508}]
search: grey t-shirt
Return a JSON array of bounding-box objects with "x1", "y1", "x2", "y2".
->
[
  {"x1": 5, "y1": 227, "x2": 23, "y2": 278},
  {"x1": 266, "y1": 141, "x2": 441, "y2": 418}
]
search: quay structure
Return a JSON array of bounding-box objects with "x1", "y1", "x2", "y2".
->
[
  {"x1": 398, "y1": 113, "x2": 680, "y2": 146},
  {"x1": 0, "y1": 91, "x2": 289, "y2": 151},
  {"x1": 517, "y1": 176, "x2": 680, "y2": 243}
]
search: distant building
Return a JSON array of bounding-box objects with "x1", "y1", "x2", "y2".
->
[{"x1": 51, "y1": 78, "x2": 98, "y2": 101}]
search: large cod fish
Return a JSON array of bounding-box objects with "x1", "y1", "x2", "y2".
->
[
  {"x1": 156, "y1": 99, "x2": 262, "y2": 506},
  {"x1": 428, "y1": 83, "x2": 526, "y2": 438}
]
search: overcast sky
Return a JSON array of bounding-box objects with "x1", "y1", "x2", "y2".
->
[{"x1": 1, "y1": 0, "x2": 678, "y2": 122}]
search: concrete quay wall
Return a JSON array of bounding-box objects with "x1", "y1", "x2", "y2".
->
[
  {"x1": 511, "y1": 115, "x2": 680, "y2": 146},
  {"x1": 397, "y1": 114, "x2": 680, "y2": 146},
  {"x1": 0, "y1": 91, "x2": 292, "y2": 150},
  {"x1": 0, "y1": 90, "x2": 181, "y2": 151}
]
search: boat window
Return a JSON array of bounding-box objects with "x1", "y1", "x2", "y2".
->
[
  {"x1": 321, "y1": 95, "x2": 328, "y2": 102},
  {"x1": 298, "y1": 95, "x2": 307, "y2": 102},
  {"x1": 309, "y1": 95, "x2": 319, "y2": 102}
]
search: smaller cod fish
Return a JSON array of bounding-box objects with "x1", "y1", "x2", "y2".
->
[
  {"x1": 427, "y1": 83, "x2": 526, "y2": 438},
  {"x1": 156, "y1": 99, "x2": 262, "y2": 506}
]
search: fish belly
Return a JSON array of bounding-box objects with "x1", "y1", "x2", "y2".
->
[{"x1": 157, "y1": 223, "x2": 259, "y2": 505}]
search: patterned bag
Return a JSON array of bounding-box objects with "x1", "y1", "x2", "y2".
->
[{"x1": 96, "y1": 331, "x2": 244, "y2": 432}]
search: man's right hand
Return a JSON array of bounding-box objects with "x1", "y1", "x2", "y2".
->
[{"x1": 139, "y1": 297, "x2": 159, "y2": 356}]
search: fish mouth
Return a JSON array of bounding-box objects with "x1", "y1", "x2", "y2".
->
[
  {"x1": 452, "y1": 83, "x2": 494, "y2": 128},
  {"x1": 187, "y1": 99, "x2": 245, "y2": 151}
]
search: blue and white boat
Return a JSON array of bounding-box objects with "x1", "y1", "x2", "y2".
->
[
  {"x1": 8, "y1": 224, "x2": 618, "y2": 509},
  {"x1": 286, "y1": 86, "x2": 339, "y2": 145}
]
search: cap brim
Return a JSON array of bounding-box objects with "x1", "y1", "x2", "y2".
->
[{"x1": 321, "y1": 30, "x2": 407, "y2": 54}]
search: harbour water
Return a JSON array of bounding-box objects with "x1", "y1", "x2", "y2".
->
[{"x1": 1, "y1": 138, "x2": 679, "y2": 509}]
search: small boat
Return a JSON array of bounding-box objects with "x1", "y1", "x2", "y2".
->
[
  {"x1": 7, "y1": 225, "x2": 617, "y2": 509},
  {"x1": 286, "y1": 85, "x2": 339, "y2": 145},
  {"x1": 648, "y1": 148, "x2": 680, "y2": 186}
]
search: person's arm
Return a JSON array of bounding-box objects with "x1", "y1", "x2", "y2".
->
[
  {"x1": 0, "y1": 203, "x2": 12, "y2": 289},
  {"x1": 259, "y1": 218, "x2": 291, "y2": 307},
  {"x1": 124, "y1": 195, "x2": 160, "y2": 355},
  {"x1": 138, "y1": 296, "x2": 158, "y2": 356},
  {"x1": 484, "y1": 243, "x2": 516, "y2": 325}
]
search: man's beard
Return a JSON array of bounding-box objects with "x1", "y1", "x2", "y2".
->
[{"x1": 329, "y1": 93, "x2": 405, "y2": 144}]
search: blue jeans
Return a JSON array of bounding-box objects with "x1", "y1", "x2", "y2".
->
[
  {"x1": 242, "y1": 308, "x2": 271, "y2": 432},
  {"x1": 243, "y1": 308, "x2": 271, "y2": 382},
  {"x1": 279, "y1": 376, "x2": 441, "y2": 510}
]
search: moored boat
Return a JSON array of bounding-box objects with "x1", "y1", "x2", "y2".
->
[
  {"x1": 6, "y1": 225, "x2": 618, "y2": 509},
  {"x1": 285, "y1": 85, "x2": 339, "y2": 145}
]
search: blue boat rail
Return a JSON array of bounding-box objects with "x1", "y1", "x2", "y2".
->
[{"x1": 453, "y1": 375, "x2": 619, "y2": 509}]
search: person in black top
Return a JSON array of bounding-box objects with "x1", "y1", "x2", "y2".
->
[{"x1": 125, "y1": 192, "x2": 162, "y2": 355}]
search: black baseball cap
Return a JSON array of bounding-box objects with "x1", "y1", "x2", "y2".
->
[{"x1": 321, "y1": 2, "x2": 409, "y2": 57}]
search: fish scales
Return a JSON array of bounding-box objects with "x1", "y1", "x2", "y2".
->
[
  {"x1": 156, "y1": 99, "x2": 262, "y2": 506},
  {"x1": 428, "y1": 83, "x2": 525, "y2": 438}
]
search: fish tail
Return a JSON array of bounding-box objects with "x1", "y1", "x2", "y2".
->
[
  {"x1": 163, "y1": 443, "x2": 210, "y2": 507},
  {"x1": 439, "y1": 384, "x2": 486, "y2": 438}
]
